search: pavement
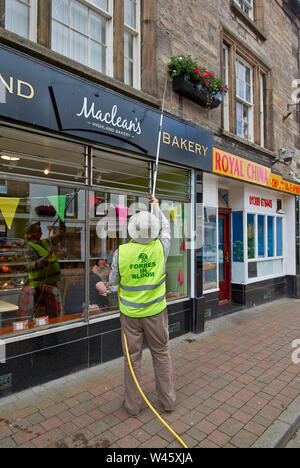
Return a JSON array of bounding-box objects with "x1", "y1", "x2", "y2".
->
[{"x1": 0, "y1": 297, "x2": 300, "y2": 449}]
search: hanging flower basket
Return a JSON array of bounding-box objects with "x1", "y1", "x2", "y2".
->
[
  {"x1": 172, "y1": 74, "x2": 222, "y2": 109},
  {"x1": 168, "y1": 55, "x2": 228, "y2": 110}
]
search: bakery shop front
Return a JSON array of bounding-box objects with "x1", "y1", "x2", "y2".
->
[{"x1": 0, "y1": 43, "x2": 213, "y2": 395}]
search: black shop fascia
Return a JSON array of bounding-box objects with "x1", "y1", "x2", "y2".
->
[{"x1": 0, "y1": 43, "x2": 213, "y2": 171}]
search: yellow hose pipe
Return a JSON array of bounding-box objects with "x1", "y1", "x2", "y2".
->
[{"x1": 122, "y1": 330, "x2": 188, "y2": 449}]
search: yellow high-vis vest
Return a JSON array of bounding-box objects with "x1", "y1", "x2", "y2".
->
[
  {"x1": 27, "y1": 240, "x2": 61, "y2": 288},
  {"x1": 118, "y1": 239, "x2": 167, "y2": 318}
]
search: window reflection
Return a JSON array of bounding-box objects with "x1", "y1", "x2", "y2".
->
[
  {"x1": 0, "y1": 181, "x2": 86, "y2": 337},
  {"x1": 203, "y1": 207, "x2": 217, "y2": 290},
  {"x1": 89, "y1": 191, "x2": 190, "y2": 318}
]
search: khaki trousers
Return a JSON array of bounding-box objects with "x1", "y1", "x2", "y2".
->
[{"x1": 120, "y1": 309, "x2": 176, "y2": 416}]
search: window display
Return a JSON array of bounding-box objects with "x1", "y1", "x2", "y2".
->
[
  {"x1": 0, "y1": 127, "x2": 192, "y2": 337},
  {"x1": 0, "y1": 180, "x2": 86, "y2": 337},
  {"x1": 89, "y1": 191, "x2": 190, "y2": 319}
]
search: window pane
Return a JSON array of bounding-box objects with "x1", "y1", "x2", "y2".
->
[
  {"x1": 236, "y1": 102, "x2": 243, "y2": 137},
  {"x1": 90, "y1": 41, "x2": 106, "y2": 73},
  {"x1": 268, "y1": 216, "x2": 274, "y2": 257},
  {"x1": 245, "y1": 67, "x2": 251, "y2": 85},
  {"x1": 71, "y1": 30, "x2": 89, "y2": 66},
  {"x1": 52, "y1": 21, "x2": 69, "y2": 56},
  {"x1": 248, "y1": 259, "x2": 283, "y2": 279},
  {"x1": 93, "y1": 150, "x2": 150, "y2": 193},
  {"x1": 124, "y1": 59, "x2": 133, "y2": 87},
  {"x1": 124, "y1": 0, "x2": 136, "y2": 29},
  {"x1": 232, "y1": 211, "x2": 244, "y2": 283},
  {"x1": 246, "y1": 84, "x2": 251, "y2": 103},
  {"x1": 155, "y1": 165, "x2": 190, "y2": 201},
  {"x1": 52, "y1": 0, "x2": 109, "y2": 73},
  {"x1": 52, "y1": 0, "x2": 69, "y2": 23},
  {"x1": 88, "y1": 0, "x2": 108, "y2": 10},
  {"x1": 90, "y1": 11, "x2": 106, "y2": 43},
  {"x1": 71, "y1": 0, "x2": 88, "y2": 35},
  {"x1": 219, "y1": 217, "x2": 224, "y2": 281},
  {"x1": 89, "y1": 193, "x2": 190, "y2": 319},
  {"x1": 5, "y1": 0, "x2": 30, "y2": 38},
  {"x1": 258, "y1": 215, "x2": 265, "y2": 257},
  {"x1": 124, "y1": 31, "x2": 134, "y2": 59},
  {"x1": 232, "y1": 212, "x2": 244, "y2": 262},
  {"x1": 247, "y1": 214, "x2": 255, "y2": 259},
  {"x1": 203, "y1": 208, "x2": 217, "y2": 290},
  {"x1": 276, "y1": 217, "x2": 283, "y2": 256},
  {"x1": 0, "y1": 126, "x2": 87, "y2": 184}
]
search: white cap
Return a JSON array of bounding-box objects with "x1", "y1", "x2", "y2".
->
[{"x1": 128, "y1": 211, "x2": 160, "y2": 243}]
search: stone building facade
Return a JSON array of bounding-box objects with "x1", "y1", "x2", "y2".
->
[{"x1": 0, "y1": 0, "x2": 299, "y2": 393}]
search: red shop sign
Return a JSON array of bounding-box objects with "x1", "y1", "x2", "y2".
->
[{"x1": 249, "y1": 196, "x2": 273, "y2": 208}]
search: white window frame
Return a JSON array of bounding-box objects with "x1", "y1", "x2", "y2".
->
[
  {"x1": 260, "y1": 74, "x2": 265, "y2": 148},
  {"x1": 124, "y1": 0, "x2": 141, "y2": 90},
  {"x1": 236, "y1": 56, "x2": 254, "y2": 142},
  {"x1": 234, "y1": 0, "x2": 254, "y2": 20},
  {"x1": 51, "y1": 0, "x2": 114, "y2": 77},
  {"x1": 247, "y1": 213, "x2": 284, "y2": 282},
  {"x1": 5, "y1": 0, "x2": 37, "y2": 42},
  {"x1": 222, "y1": 45, "x2": 230, "y2": 132}
]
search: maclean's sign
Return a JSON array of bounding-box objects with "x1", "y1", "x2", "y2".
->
[{"x1": 0, "y1": 44, "x2": 213, "y2": 171}]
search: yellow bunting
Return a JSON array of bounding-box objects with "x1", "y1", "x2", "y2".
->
[
  {"x1": 170, "y1": 207, "x2": 178, "y2": 225},
  {"x1": 0, "y1": 198, "x2": 20, "y2": 230}
]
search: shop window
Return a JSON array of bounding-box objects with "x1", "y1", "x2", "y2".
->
[
  {"x1": 247, "y1": 213, "x2": 255, "y2": 259},
  {"x1": 232, "y1": 211, "x2": 245, "y2": 283},
  {"x1": 276, "y1": 217, "x2": 283, "y2": 257},
  {"x1": 4, "y1": 0, "x2": 37, "y2": 41},
  {"x1": 267, "y1": 216, "x2": 274, "y2": 257},
  {"x1": 51, "y1": 0, "x2": 114, "y2": 76},
  {"x1": 93, "y1": 149, "x2": 150, "y2": 193},
  {"x1": 232, "y1": 211, "x2": 244, "y2": 262},
  {"x1": 89, "y1": 191, "x2": 190, "y2": 319},
  {"x1": 247, "y1": 214, "x2": 284, "y2": 280},
  {"x1": 0, "y1": 179, "x2": 86, "y2": 338},
  {"x1": 124, "y1": 0, "x2": 141, "y2": 89},
  {"x1": 257, "y1": 215, "x2": 265, "y2": 257},
  {"x1": 203, "y1": 207, "x2": 217, "y2": 291},
  {"x1": 154, "y1": 165, "x2": 191, "y2": 201},
  {"x1": 0, "y1": 126, "x2": 87, "y2": 185}
]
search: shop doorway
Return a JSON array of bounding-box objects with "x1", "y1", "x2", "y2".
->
[{"x1": 218, "y1": 208, "x2": 231, "y2": 304}]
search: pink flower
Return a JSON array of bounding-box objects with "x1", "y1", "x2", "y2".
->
[
  {"x1": 200, "y1": 72, "x2": 206, "y2": 77},
  {"x1": 211, "y1": 72, "x2": 215, "y2": 77},
  {"x1": 194, "y1": 67, "x2": 200, "y2": 74}
]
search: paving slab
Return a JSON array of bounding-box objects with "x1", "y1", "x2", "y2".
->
[{"x1": 1, "y1": 298, "x2": 300, "y2": 449}]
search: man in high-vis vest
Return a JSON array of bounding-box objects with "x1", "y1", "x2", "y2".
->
[
  {"x1": 109, "y1": 196, "x2": 176, "y2": 417},
  {"x1": 24, "y1": 221, "x2": 63, "y2": 318}
]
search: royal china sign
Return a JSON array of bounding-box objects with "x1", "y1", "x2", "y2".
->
[
  {"x1": 213, "y1": 148, "x2": 300, "y2": 196},
  {"x1": 0, "y1": 44, "x2": 213, "y2": 170}
]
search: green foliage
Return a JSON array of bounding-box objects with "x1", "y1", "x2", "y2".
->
[{"x1": 167, "y1": 55, "x2": 228, "y2": 97}]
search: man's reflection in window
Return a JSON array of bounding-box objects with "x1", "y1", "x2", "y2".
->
[{"x1": 23, "y1": 221, "x2": 64, "y2": 319}]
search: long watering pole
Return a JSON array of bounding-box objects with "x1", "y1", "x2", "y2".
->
[{"x1": 152, "y1": 76, "x2": 168, "y2": 199}]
